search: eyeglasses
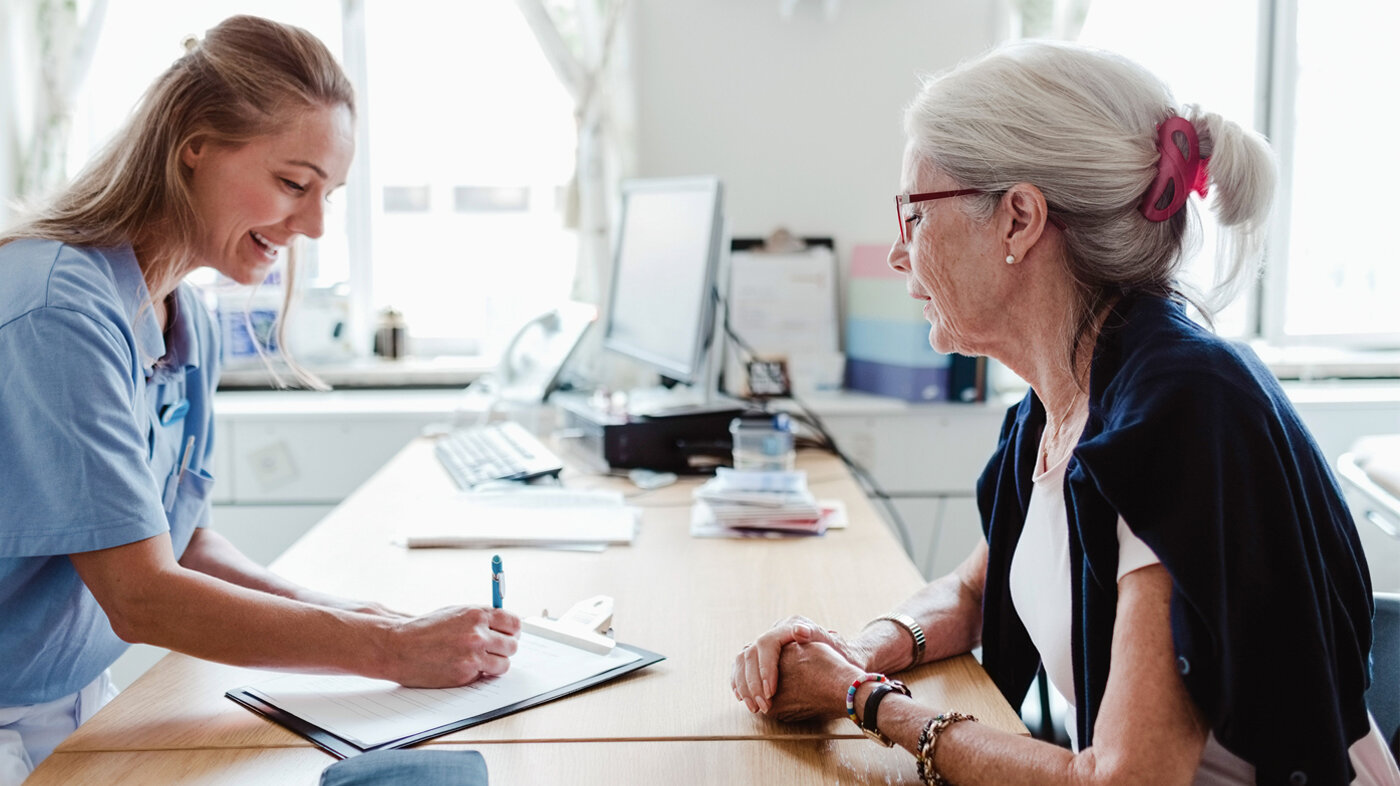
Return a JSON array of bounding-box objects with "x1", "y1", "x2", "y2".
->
[
  {"x1": 895, "y1": 189, "x2": 1067, "y2": 244},
  {"x1": 894, "y1": 189, "x2": 985, "y2": 244}
]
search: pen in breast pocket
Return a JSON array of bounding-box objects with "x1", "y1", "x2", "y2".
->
[{"x1": 163, "y1": 435, "x2": 196, "y2": 512}]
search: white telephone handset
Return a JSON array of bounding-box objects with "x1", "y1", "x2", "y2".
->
[
  {"x1": 495, "y1": 301, "x2": 597, "y2": 400},
  {"x1": 453, "y1": 301, "x2": 596, "y2": 428}
]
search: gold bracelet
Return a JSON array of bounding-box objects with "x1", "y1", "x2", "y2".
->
[
  {"x1": 915, "y1": 712, "x2": 976, "y2": 786},
  {"x1": 869, "y1": 613, "x2": 926, "y2": 668}
]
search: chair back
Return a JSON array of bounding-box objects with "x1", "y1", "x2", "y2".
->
[{"x1": 1370, "y1": 592, "x2": 1400, "y2": 760}]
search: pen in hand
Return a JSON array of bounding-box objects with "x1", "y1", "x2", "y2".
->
[{"x1": 491, "y1": 554, "x2": 504, "y2": 609}]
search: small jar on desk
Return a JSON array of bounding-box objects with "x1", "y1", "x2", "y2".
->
[{"x1": 730, "y1": 413, "x2": 796, "y2": 471}]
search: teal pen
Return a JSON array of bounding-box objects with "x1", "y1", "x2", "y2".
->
[{"x1": 491, "y1": 555, "x2": 504, "y2": 609}]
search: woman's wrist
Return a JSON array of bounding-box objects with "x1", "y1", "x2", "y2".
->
[
  {"x1": 846, "y1": 636, "x2": 877, "y2": 673},
  {"x1": 850, "y1": 679, "x2": 885, "y2": 726},
  {"x1": 855, "y1": 617, "x2": 922, "y2": 673},
  {"x1": 830, "y1": 664, "x2": 868, "y2": 717}
]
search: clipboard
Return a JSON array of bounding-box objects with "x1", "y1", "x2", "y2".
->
[
  {"x1": 723, "y1": 236, "x2": 843, "y2": 397},
  {"x1": 226, "y1": 638, "x2": 665, "y2": 759}
]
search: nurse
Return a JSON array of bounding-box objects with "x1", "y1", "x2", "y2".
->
[{"x1": 0, "y1": 16, "x2": 520, "y2": 782}]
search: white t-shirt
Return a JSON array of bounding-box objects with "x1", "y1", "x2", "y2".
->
[{"x1": 1007, "y1": 414, "x2": 1400, "y2": 785}]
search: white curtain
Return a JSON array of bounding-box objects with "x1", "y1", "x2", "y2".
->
[
  {"x1": 516, "y1": 0, "x2": 637, "y2": 385},
  {"x1": 0, "y1": 0, "x2": 108, "y2": 227}
]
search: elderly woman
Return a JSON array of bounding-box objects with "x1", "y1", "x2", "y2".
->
[
  {"x1": 0, "y1": 17, "x2": 518, "y2": 780},
  {"x1": 732, "y1": 42, "x2": 1400, "y2": 785}
]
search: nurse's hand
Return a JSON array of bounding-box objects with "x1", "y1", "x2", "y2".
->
[
  {"x1": 731, "y1": 616, "x2": 869, "y2": 714},
  {"x1": 385, "y1": 605, "x2": 522, "y2": 687}
]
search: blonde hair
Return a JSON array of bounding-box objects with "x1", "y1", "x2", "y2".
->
[
  {"x1": 905, "y1": 41, "x2": 1275, "y2": 367},
  {"x1": 1, "y1": 15, "x2": 354, "y2": 389}
]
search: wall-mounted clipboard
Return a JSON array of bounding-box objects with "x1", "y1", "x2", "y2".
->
[
  {"x1": 226, "y1": 634, "x2": 664, "y2": 759},
  {"x1": 724, "y1": 236, "x2": 844, "y2": 397}
]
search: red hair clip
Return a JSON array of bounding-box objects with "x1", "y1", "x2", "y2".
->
[{"x1": 1139, "y1": 116, "x2": 1209, "y2": 222}]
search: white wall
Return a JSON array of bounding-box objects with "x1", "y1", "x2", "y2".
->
[{"x1": 631, "y1": 0, "x2": 1006, "y2": 248}]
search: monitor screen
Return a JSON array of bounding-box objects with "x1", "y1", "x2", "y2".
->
[{"x1": 601, "y1": 177, "x2": 726, "y2": 387}]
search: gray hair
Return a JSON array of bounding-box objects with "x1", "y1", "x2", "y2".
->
[{"x1": 904, "y1": 40, "x2": 1275, "y2": 357}]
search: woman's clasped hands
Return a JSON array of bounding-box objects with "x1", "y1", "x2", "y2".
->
[{"x1": 729, "y1": 615, "x2": 870, "y2": 722}]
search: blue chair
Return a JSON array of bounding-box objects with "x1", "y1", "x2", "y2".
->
[
  {"x1": 1371, "y1": 592, "x2": 1400, "y2": 761},
  {"x1": 321, "y1": 749, "x2": 488, "y2": 786}
]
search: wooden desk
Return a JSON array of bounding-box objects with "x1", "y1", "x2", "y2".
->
[
  {"x1": 33, "y1": 442, "x2": 1022, "y2": 783},
  {"x1": 36, "y1": 739, "x2": 945, "y2": 786}
]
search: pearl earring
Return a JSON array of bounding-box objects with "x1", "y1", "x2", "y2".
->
[{"x1": 1005, "y1": 254, "x2": 1016, "y2": 265}]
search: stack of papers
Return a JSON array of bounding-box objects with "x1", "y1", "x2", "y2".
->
[
  {"x1": 690, "y1": 468, "x2": 845, "y2": 538},
  {"x1": 398, "y1": 488, "x2": 639, "y2": 550}
]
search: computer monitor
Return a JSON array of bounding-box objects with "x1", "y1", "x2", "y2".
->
[{"x1": 601, "y1": 176, "x2": 728, "y2": 408}]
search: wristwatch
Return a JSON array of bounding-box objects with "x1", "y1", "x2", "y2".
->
[
  {"x1": 861, "y1": 679, "x2": 911, "y2": 746},
  {"x1": 871, "y1": 613, "x2": 926, "y2": 668}
]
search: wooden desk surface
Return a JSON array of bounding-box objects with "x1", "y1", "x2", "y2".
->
[
  {"x1": 45, "y1": 441, "x2": 1022, "y2": 781},
  {"x1": 33, "y1": 739, "x2": 941, "y2": 786}
]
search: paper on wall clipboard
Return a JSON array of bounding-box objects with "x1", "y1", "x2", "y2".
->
[{"x1": 723, "y1": 241, "x2": 844, "y2": 396}]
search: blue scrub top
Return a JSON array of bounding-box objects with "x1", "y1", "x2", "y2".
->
[{"x1": 0, "y1": 239, "x2": 221, "y2": 706}]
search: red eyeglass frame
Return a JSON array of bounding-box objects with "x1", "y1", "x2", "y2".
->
[{"x1": 895, "y1": 189, "x2": 1066, "y2": 244}]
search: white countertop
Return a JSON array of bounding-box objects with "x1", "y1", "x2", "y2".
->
[{"x1": 217, "y1": 355, "x2": 493, "y2": 390}]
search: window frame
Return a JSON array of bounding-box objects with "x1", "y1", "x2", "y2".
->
[{"x1": 1257, "y1": 0, "x2": 1400, "y2": 352}]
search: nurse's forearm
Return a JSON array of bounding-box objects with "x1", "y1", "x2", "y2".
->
[
  {"x1": 178, "y1": 527, "x2": 405, "y2": 616},
  {"x1": 72, "y1": 534, "x2": 396, "y2": 679},
  {"x1": 123, "y1": 567, "x2": 398, "y2": 676}
]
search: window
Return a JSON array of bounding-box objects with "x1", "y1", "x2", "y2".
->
[
  {"x1": 1076, "y1": 0, "x2": 1259, "y2": 339},
  {"x1": 356, "y1": 0, "x2": 577, "y2": 358},
  {"x1": 69, "y1": 1, "x2": 578, "y2": 367},
  {"x1": 1271, "y1": 0, "x2": 1400, "y2": 345},
  {"x1": 1080, "y1": 0, "x2": 1400, "y2": 351}
]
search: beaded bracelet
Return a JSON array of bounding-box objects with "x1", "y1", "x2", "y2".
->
[
  {"x1": 915, "y1": 711, "x2": 977, "y2": 786},
  {"x1": 844, "y1": 673, "x2": 889, "y2": 728}
]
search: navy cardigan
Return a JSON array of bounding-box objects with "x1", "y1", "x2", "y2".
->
[{"x1": 976, "y1": 294, "x2": 1374, "y2": 785}]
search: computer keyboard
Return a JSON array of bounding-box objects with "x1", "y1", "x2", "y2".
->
[{"x1": 433, "y1": 420, "x2": 566, "y2": 490}]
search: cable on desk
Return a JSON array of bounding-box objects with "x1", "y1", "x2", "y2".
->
[{"x1": 720, "y1": 305, "x2": 918, "y2": 559}]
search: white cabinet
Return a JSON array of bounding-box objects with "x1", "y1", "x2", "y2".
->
[
  {"x1": 224, "y1": 418, "x2": 429, "y2": 504},
  {"x1": 882, "y1": 496, "x2": 984, "y2": 582},
  {"x1": 209, "y1": 390, "x2": 466, "y2": 563},
  {"x1": 211, "y1": 504, "x2": 335, "y2": 566},
  {"x1": 786, "y1": 390, "x2": 1009, "y2": 580}
]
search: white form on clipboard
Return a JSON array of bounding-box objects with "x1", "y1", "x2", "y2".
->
[{"x1": 723, "y1": 243, "x2": 843, "y2": 396}]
